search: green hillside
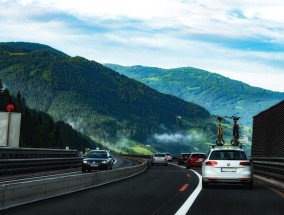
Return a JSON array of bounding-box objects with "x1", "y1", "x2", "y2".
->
[
  {"x1": 0, "y1": 83, "x2": 100, "y2": 152},
  {"x1": 0, "y1": 42, "x2": 68, "y2": 57},
  {"x1": 105, "y1": 64, "x2": 284, "y2": 127},
  {"x1": 0, "y1": 42, "x2": 226, "y2": 154}
]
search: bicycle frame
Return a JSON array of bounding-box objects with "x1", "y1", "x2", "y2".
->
[
  {"x1": 226, "y1": 116, "x2": 241, "y2": 146},
  {"x1": 214, "y1": 115, "x2": 225, "y2": 146}
]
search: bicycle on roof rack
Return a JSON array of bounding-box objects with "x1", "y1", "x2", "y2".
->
[
  {"x1": 213, "y1": 115, "x2": 225, "y2": 146},
  {"x1": 225, "y1": 116, "x2": 241, "y2": 147}
]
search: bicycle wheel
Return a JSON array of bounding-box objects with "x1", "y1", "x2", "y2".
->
[
  {"x1": 231, "y1": 125, "x2": 240, "y2": 146},
  {"x1": 216, "y1": 137, "x2": 225, "y2": 146},
  {"x1": 231, "y1": 138, "x2": 239, "y2": 146}
]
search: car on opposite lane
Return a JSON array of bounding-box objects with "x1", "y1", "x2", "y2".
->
[
  {"x1": 82, "y1": 150, "x2": 114, "y2": 172},
  {"x1": 202, "y1": 146, "x2": 253, "y2": 188},
  {"x1": 186, "y1": 152, "x2": 206, "y2": 169}
]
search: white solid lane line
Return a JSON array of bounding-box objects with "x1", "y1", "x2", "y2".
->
[{"x1": 175, "y1": 169, "x2": 202, "y2": 215}]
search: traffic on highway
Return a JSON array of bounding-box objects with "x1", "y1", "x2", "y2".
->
[{"x1": 1, "y1": 154, "x2": 283, "y2": 215}]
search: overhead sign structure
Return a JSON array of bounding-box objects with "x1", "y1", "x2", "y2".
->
[{"x1": 0, "y1": 105, "x2": 21, "y2": 147}]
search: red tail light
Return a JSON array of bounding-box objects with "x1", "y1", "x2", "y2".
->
[
  {"x1": 240, "y1": 161, "x2": 251, "y2": 166},
  {"x1": 152, "y1": 157, "x2": 156, "y2": 161},
  {"x1": 205, "y1": 161, "x2": 218, "y2": 166},
  {"x1": 164, "y1": 158, "x2": 167, "y2": 161}
]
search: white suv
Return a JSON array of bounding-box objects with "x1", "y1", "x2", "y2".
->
[{"x1": 202, "y1": 146, "x2": 253, "y2": 189}]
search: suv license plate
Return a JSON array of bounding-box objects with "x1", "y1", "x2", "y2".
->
[{"x1": 221, "y1": 168, "x2": 237, "y2": 172}]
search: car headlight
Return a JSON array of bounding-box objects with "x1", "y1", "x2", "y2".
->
[
  {"x1": 101, "y1": 160, "x2": 108, "y2": 164},
  {"x1": 83, "y1": 160, "x2": 88, "y2": 164}
]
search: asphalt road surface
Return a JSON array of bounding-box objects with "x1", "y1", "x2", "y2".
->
[
  {"x1": 188, "y1": 169, "x2": 284, "y2": 215},
  {"x1": 1, "y1": 164, "x2": 198, "y2": 215},
  {"x1": 1, "y1": 163, "x2": 284, "y2": 215}
]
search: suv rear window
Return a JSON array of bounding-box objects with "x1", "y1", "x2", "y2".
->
[
  {"x1": 192, "y1": 154, "x2": 206, "y2": 158},
  {"x1": 209, "y1": 150, "x2": 247, "y2": 160}
]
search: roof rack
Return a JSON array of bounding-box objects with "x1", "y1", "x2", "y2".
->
[{"x1": 209, "y1": 144, "x2": 243, "y2": 149}]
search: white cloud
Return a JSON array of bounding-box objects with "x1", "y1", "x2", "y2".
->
[
  {"x1": 1, "y1": 0, "x2": 284, "y2": 91},
  {"x1": 153, "y1": 133, "x2": 199, "y2": 144}
]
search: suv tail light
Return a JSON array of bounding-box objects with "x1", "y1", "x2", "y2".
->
[
  {"x1": 205, "y1": 161, "x2": 218, "y2": 166},
  {"x1": 239, "y1": 161, "x2": 251, "y2": 166}
]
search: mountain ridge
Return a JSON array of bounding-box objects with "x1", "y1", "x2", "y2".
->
[
  {"x1": 105, "y1": 64, "x2": 284, "y2": 127},
  {"x1": 0, "y1": 42, "x2": 216, "y2": 154}
]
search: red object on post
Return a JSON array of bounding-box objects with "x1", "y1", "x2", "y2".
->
[{"x1": 6, "y1": 104, "x2": 14, "y2": 112}]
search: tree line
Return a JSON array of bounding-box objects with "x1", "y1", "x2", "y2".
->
[{"x1": 0, "y1": 79, "x2": 99, "y2": 151}]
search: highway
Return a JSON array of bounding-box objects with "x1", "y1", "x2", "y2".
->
[{"x1": 1, "y1": 160, "x2": 284, "y2": 215}]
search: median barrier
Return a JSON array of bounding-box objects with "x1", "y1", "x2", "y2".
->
[
  {"x1": 0, "y1": 158, "x2": 82, "y2": 175},
  {"x1": 0, "y1": 157, "x2": 147, "y2": 210},
  {"x1": 0, "y1": 186, "x2": 3, "y2": 208}
]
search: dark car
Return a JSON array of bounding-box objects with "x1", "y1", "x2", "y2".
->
[
  {"x1": 186, "y1": 152, "x2": 206, "y2": 168},
  {"x1": 178, "y1": 153, "x2": 191, "y2": 165},
  {"x1": 82, "y1": 150, "x2": 114, "y2": 172}
]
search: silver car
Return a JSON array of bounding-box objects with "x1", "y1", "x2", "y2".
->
[
  {"x1": 151, "y1": 153, "x2": 168, "y2": 166},
  {"x1": 165, "y1": 153, "x2": 173, "y2": 162},
  {"x1": 202, "y1": 146, "x2": 253, "y2": 188}
]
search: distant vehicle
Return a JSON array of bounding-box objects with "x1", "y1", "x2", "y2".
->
[
  {"x1": 202, "y1": 146, "x2": 253, "y2": 188},
  {"x1": 178, "y1": 153, "x2": 191, "y2": 165},
  {"x1": 186, "y1": 152, "x2": 206, "y2": 168},
  {"x1": 151, "y1": 153, "x2": 168, "y2": 166},
  {"x1": 165, "y1": 153, "x2": 173, "y2": 162},
  {"x1": 82, "y1": 150, "x2": 114, "y2": 172}
]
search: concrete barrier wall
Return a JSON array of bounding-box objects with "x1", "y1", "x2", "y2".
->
[
  {"x1": 1, "y1": 158, "x2": 147, "y2": 210},
  {"x1": 0, "y1": 186, "x2": 3, "y2": 208}
]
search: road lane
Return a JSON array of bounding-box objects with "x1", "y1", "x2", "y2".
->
[
  {"x1": 187, "y1": 168, "x2": 284, "y2": 215},
  {"x1": 1, "y1": 164, "x2": 198, "y2": 215}
]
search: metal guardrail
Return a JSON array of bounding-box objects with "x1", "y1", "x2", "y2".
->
[
  {"x1": 0, "y1": 158, "x2": 82, "y2": 175},
  {"x1": 0, "y1": 157, "x2": 148, "y2": 210},
  {"x1": 0, "y1": 147, "x2": 81, "y2": 176},
  {"x1": 251, "y1": 157, "x2": 284, "y2": 182},
  {"x1": 0, "y1": 147, "x2": 78, "y2": 159}
]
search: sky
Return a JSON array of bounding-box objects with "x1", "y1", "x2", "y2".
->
[{"x1": 1, "y1": 0, "x2": 284, "y2": 92}]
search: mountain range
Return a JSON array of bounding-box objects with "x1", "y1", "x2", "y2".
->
[
  {"x1": 0, "y1": 42, "x2": 221, "y2": 154},
  {"x1": 105, "y1": 64, "x2": 284, "y2": 127}
]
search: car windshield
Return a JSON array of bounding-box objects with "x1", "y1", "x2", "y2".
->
[
  {"x1": 87, "y1": 151, "x2": 107, "y2": 158},
  {"x1": 209, "y1": 150, "x2": 247, "y2": 160},
  {"x1": 154, "y1": 153, "x2": 166, "y2": 157}
]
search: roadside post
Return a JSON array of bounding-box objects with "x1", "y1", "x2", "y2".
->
[{"x1": 0, "y1": 104, "x2": 21, "y2": 147}]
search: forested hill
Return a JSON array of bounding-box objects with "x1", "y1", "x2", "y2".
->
[
  {"x1": 105, "y1": 64, "x2": 284, "y2": 127},
  {"x1": 0, "y1": 42, "x2": 213, "y2": 153},
  {"x1": 0, "y1": 42, "x2": 68, "y2": 57},
  {"x1": 0, "y1": 82, "x2": 100, "y2": 151}
]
